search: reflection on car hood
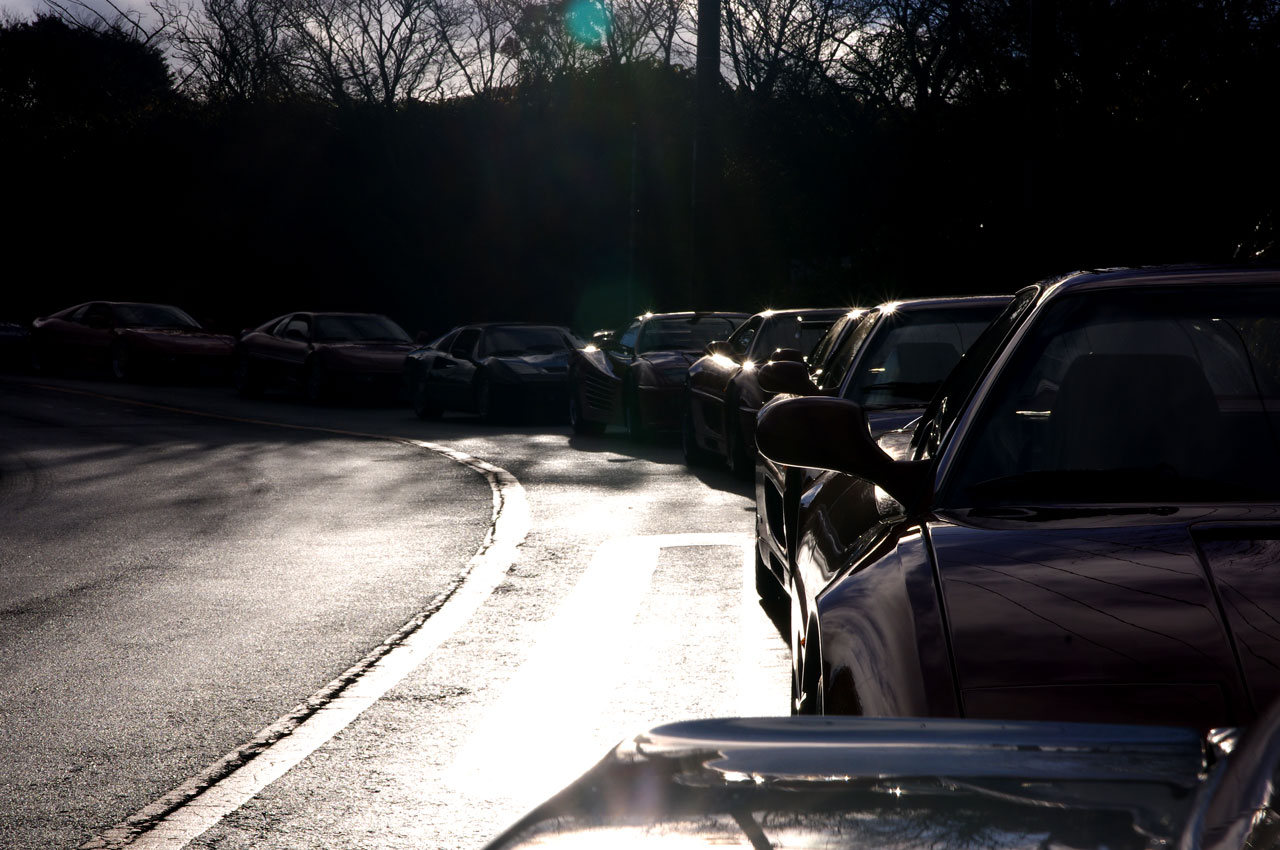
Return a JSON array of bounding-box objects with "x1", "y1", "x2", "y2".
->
[
  {"x1": 639, "y1": 350, "x2": 699, "y2": 369},
  {"x1": 483, "y1": 716, "x2": 1208, "y2": 850},
  {"x1": 492, "y1": 351, "x2": 572, "y2": 370}
]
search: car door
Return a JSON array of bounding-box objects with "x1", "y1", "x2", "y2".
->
[
  {"x1": 256, "y1": 314, "x2": 311, "y2": 386},
  {"x1": 690, "y1": 315, "x2": 760, "y2": 446},
  {"x1": 428, "y1": 327, "x2": 481, "y2": 410}
]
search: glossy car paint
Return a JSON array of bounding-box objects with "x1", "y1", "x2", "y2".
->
[
  {"x1": 569, "y1": 312, "x2": 749, "y2": 437},
  {"x1": 483, "y1": 713, "x2": 1228, "y2": 850},
  {"x1": 769, "y1": 267, "x2": 1280, "y2": 732},
  {"x1": 30, "y1": 301, "x2": 234, "y2": 381},
  {"x1": 403, "y1": 323, "x2": 580, "y2": 421},
  {"x1": 236, "y1": 311, "x2": 416, "y2": 401},
  {"x1": 754, "y1": 297, "x2": 1008, "y2": 611},
  {"x1": 685, "y1": 308, "x2": 845, "y2": 474}
]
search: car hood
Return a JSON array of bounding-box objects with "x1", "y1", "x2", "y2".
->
[
  {"x1": 489, "y1": 351, "x2": 572, "y2": 372},
  {"x1": 120, "y1": 328, "x2": 235, "y2": 348},
  {"x1": 638, "y1": 350, "x2": 700, "y2": 369},
  {"x1": 928, "y1": 509, "x2": 1280, "y2": 730},
  {"x1": 483, "y1": 715, "x2": 1209, "y2": 850}
]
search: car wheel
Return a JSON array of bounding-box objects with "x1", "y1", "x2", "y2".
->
[
  {"x1": 725, "y1": 402, "x2": 755, "y2": 480},
  {"x1": 29, "y1": 343, "x2": 59, "y2": 376},
  {"x1": 303, "y1": 361, "x2": 330, "y2": 404},
  {"x1": 475, "y1": 372, "x2": 501, "y2": 423},
  {"x1": 234, "y1": 353, "x2": 263, "y2": 398},
  {"x1": 624, "y1": 387, "x2": 649, "y2": 442},
  {"x1": 569, "y1": 389, "x2": 605, "y2": 435},
  {"x1": 682, "y1": 408, "x2": 715, "y2": 466},
  {"x1": 412, "y1": 378, "x2": 443, "y2": 420},
  {"x1": 109, "y1": 342, "x2": 132, "y2": 382}
]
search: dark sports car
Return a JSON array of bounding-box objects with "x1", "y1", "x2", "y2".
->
[
  {"x1": 485, "y1": 705, "x2": 1280, "y2": 850},
  {"x1": 29, "y1": 301, "x2": 234, "y2": 381},
  {"x1": 757, "y1": 266, "x2": 1280, "y2": 732},
  {"x1": 754, "y1": 296, "x2": 1009, "y2": 612},
  {"x1": 569, "y1": 311, "x2": 749, "y2": 438},
  {"x1": 684, "y1": 307, "x2": 846, "y2": 477},
  {"x1": 402, "y1": 323, "x2": 582, "y2": 422},
  {"x1": 235, "y1": 311, "x2": 416, "y2": 402}
]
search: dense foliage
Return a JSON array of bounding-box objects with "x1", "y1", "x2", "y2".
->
[{"x1": 3, "y1": 2, "x2": 1278, "y2": 334}]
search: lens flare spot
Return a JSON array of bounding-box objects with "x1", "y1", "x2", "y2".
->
[{"x1": 566, "y1": 0, "x2": 610, "y2": 46}]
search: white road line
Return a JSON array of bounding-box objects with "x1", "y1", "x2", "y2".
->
[
  {"x1": 447, "y1": 532, "x2": 753, "y2": 811},
  {"x1": 80, "y1": 440, "x2": 529, "y2": 850}
]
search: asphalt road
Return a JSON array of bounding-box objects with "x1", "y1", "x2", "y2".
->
[{"x1": 0, "y1": 376, "x2": 789, "y2": 850}]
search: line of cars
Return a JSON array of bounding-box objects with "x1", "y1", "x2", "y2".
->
[{"x1": 482, "y1": 264, "x2": 1280, "y2": 848}]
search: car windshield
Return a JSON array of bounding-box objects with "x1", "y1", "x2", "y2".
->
[
  {"x1": 944, "y1": 286, "x2": 1280, "y2": 506},
  {"x1": 478, "y1": 327, "x2": 576, "y2": 357},
  {"x1": 312, "y1": 315, "x2": 411, "y2": 343},
  {"x1": 844, "y1": 305, "x2": 1004, "y2": 408},
  {"x1": 112, "y1": 304, "x2": 201, "y2": 329},
  {"x1": 755, "y1": 315, "x2": 837, "y2": 359},
  {"x1": 637, "y1": 317, "x2": 741, "y2": 353}
]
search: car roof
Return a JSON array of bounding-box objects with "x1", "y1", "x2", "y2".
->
[
  {"x1": 881, "y1": 294, "x2": 1013, "y2": 312},
  {"x1": 755, "y1": 307, "x2": 852, "y2": 318},
  {"x1": 638, "y1": 311, "x2": 750, "y2": 320},
  {"x1": 1044, "y1": 264, "x2": 1280, "y2": 299}
]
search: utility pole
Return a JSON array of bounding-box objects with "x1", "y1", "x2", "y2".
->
[{"x1": 692, "y1": 0, "x2": 721, "y2": 310}]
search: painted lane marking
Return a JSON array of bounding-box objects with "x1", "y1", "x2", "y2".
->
[
  {"x1": 10, "y1": 384, "x2": 532, "y2": 850},
  {"x1": 448, "y1": 532, "x2": 755, "y2": 811}
]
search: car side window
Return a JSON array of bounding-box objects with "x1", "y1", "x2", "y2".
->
[
  {"x1": 451, "y1": 329, "x2": 481, "y2": 358},
  {"x1": 279, "y1": 316, "x2": 310, "y2": 340},
  {"x1": 67, "y1": 304, "x2": 92, "y2": 323},
  {"x1": 728, "y1": 316, "x2": 762, "y2": 358},
  {"x1": 816, "y1": 312, "x2": 876, "y2": 391},
  {"x1": 617, "y1": 322, "x2": 641, "y2": 353},
  {"x1": 84, "y1": 304, "x2": 114, "y2": 328},
  {"x1": 433, "y1": 330, "x2": 459, "y2": 352}
]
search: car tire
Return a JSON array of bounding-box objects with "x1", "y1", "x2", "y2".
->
[
  {"x1": 234, "y1": 353, "x2": 264, "y2": 398},
  {"x1": 682, "y1": 408, "x2": 715, "y2": 466},
  {"x1": 303, "y1": 361, "x2": 331, "y2": 404},
  {"x1": 624, "y1": 387, "x2": 649, "y2": 442},
  {"x1": 569, "y1": 389, "x2": 605, "y2": 435},
  {"x1": 412, "y1": 378, "x2": 443, "y2": 420},
  {"x1": 109, "y1": 342, "x2": 132, "y2": 382},
  {"x1": 30, "y1": 342, "x2": 59, "y2": 376},
  {"x1": 725, "y1": 408, "x2": 755, "y2": 480},
  {"x1": 475, "y1": 372, "x2": 501, "y2": 423}
]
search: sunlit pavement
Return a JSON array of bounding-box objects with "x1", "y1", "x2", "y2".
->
[{"x1": 0, "y1": 377, "x2": 788, "y2": 850}]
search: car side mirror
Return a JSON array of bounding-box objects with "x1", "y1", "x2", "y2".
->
[
  {"x1": 755, "y1": 396, "x2": 930, "y2": 509},
  {"x1": 84, "y1": 315, "x2": 111, "y2": 330},
  {"x1": 770, "y1": 347, "x2": 804, "y2": 363},
  {"x1": 283, "y1": 328, "x2": 308, "y2": 342},
  {"x1": 758, "y1": 360, "x2": 821, "y2": 396},
  {"x1": 705, "y1": 340, "x2": 735, "y2": 358}
]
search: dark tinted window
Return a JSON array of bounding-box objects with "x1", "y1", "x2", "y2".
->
[
  {"x1": 943, "y1": 286, "x2": 1280, "y2": 506},
  {"x1": 816, "y1": 311, "x2": 875, "y2": 391},
  {"x1": 312, "y1": 315, "x2": 410, "y2": 343},
  {"x1": 842, "y1": 304, "x2": 1006, "y2": 407},
  {"x1": 755, "y1": 315, "x2": 837, "y2": 360},
  {"x1": 637, "y1": 317, "x2": 740, "y2": 353},
  {"x1": 479, "y1": 326, "x2": 575, "y2": 356},
  {"x1": 112, "y1": 304, "x2": 200, "y2": 329}
]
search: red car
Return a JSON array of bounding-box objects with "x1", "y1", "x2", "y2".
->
[
  {"x1": 568, "y1": 311, "x2": 748, "y2": 438},
  {"x1": 235, "y1": 311, "x2": 417, "y2": 402},
  {"x1": 758, "y1": 266, "x2": 1280, "y2": 732},
  {"x1": 30, "y1": 301, "x2": 234, "y2": 381},
  {"x1": 684, "y1": 307, "x2": 846, "y2": 477}
]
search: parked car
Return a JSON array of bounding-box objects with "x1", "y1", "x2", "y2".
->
[
  {"x1": 753, "y1": 296, "x2": 1009, "y2": 612},
  {"x1": 235, "y1": 311, "x2": 416, "y2": 402},
  {"x1": 568, "y1": 311, "x2": 749, "y2": 438},
  {"x1": 684, "y1": 307, "x2": 846, "y2": 477},
  {"x1": 757, "y1": 266, "x2": 1280, "y2": 732},
  {"x1": 30, "y1": 301, "x2": 234, "y2": 382},
  {"x1": 402, "y1": 323, "x2": 582, "y2": 422},
  {"x1": 485, "y1": 703, "x2": 1280, "y2": 850}
]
